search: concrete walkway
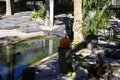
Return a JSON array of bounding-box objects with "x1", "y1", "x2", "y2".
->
[
  {"x1": 34, "y1": 57, "x2": 74, "y2": 80},
  {"x1": 19, "y1": 49, "x2": 120, "y2": 80}
]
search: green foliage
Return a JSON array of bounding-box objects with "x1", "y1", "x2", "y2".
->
[
  {"x1": 77, "y1": 55, "x2": 86, "y2": 60},
  {"x1": 83, "y1": 10, "x2": 97, "y2": 36},
  {"x1": 74, "y1": 54, "x2": 90, "y2": 61},
  {"x1": 67, "y1": 71, "x2": 73, "y2": 77},
  {"x1": 82, "y1": 0, "x2": 112, "y2": 37},
  {"x1": 30, "y1": 5, "x2": 45, "y2": 20},
  {"x1": 81, "y1": 62, "x2": 91, "y2": 68},
  {"x1": 65, "y1": 58, "x2": 72, "y2": 64},
  {"x1": 72, "y1": 38, "x2": 79, "y2": 49}
]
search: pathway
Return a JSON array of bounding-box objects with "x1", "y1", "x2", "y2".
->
[
  {"x1": 34, "y1": 57, "x2": 74, "y2": 80},
  {"x1": 28, "y1": 55, "x2": 89, "y2": 80}
]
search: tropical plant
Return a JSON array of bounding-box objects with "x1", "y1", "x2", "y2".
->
[
  {"x1": 30, "y1": 5, "x2": 45, "y2": 20},
  {"x1": 82, "y1": 0, "x2": 112, "y2": 37}
]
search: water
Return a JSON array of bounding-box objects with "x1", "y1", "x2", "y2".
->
[{"x1": 0, "y1": 37, "x2": 61, "y2": 80}]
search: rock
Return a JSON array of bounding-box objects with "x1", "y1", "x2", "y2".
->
[
  {"x1": 14, "y1": 11, "x2": 32, "y2": 16},
  {"x1": 53, "y1": 24, "x2": 66, "y2": 31},
  {"x1": 0, "y1": 13, "x2": 72, "y2": 38},
  {"x1": 55, "y1": 14, "x2": 67, "y2": 18},
  {"x1": 0, "y1": 40, "x2": 8, "y2": 46},
  {"x1": 0, "y1": 15, "x2": 32, "y2": 30},
  {"x1": 75, "y1": 66, "x2": 89, "y2": 80},
  {"x1": 52, "y1": 31, "x2": 66, "y2": 37},
  {"x1": 20, "y1": 22, "x2": 40, "y2": 33},
  {"x1": 24, "y1": 26, "x2": 40, "y2": 33},
  {"x1": 6, "y1": 36, "x2": 20, "y2": 43},
  {"x1": 109, "y1": 67, "x2": 120, "y2": 80},
  {"x1": 0, "y1": 21, "x2": 19, "y2": 29},
  {"x1": 33, "y1": 18, "x2": 44, "y2": 25},
  {"x1": 86, "y1": 35, "x2": 98, "y2": 50},
  {"x1": 28, "y1": 22, "x2": 40, "y2": 27},
  {"x1": 105, "y1": 49, "x2": 120, "y2": 59},
  {"x1": 0, "y1": 36, "x2": 20, "y2": 46},
  {"x1": 76, "y1": 49, "x2": 92, "y2": 56},
  {"x1": 54, "y1": 14, "x2": 74, "y2": 27},
  {"x1": 1, "y1": 15, "x2": 20, "y2": 20},
  {"x1": 54, "y1": 20, "x2": 64, "y2": 25}
]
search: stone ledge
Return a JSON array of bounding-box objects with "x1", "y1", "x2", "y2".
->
[
  {"x1": 0, "y1": 30, "x2": 46, "y2": 46},
  {"x1": 29, "y1": 53, "x2": 58, "y2": 67}
]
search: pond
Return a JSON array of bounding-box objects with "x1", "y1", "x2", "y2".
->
[{"x1": 0, "y1": 36, "x2": 61, "y2": 80}]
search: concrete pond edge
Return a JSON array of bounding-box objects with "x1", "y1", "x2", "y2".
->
[{"x1": 29, "y1": 53, "x2": 58, "y2": 67}]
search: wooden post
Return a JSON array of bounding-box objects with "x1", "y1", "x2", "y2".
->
[
  {"x1": 49, "y1": 0, "x2": 54, "y2": 27},
  {"x1": 6, "y1": 0, "x2": 12, "y2": 15},
  {"x1": 58, "y1": 47, "x2": 73, "y2": 74},
  {"x1": 45, "y1": 0, "x2": 50, "y2": 26}
]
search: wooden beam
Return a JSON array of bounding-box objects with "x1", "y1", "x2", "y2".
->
[
  {"x1": 6, "y1": 0, "x2": 12, "y2": 15},
  {"x1": 45, "y1": 0, "x2": 50, "y2": 26},
  {"x1": 49, "y1": 0, "x2": 54, "y2": 27}
]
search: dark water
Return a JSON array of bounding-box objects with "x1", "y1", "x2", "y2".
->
[{"x1": 0, "y1": 37, "x2": 61, "y2": 80}]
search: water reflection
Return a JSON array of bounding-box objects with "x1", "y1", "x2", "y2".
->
[{"x1": 0, "y1": 37, "x2": 61, "y2": 80}]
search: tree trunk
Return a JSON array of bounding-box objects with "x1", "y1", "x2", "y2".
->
[
  {"x1": 73, "y1": 0, "x2": 84, "y2": 42},
  {"x1": 6, "y1": 0, "x2": 12, "y2": 15}
]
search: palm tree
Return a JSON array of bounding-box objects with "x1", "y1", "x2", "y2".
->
[{"x1": 73, "y1": 0, "x2": 84, "y2": 43}]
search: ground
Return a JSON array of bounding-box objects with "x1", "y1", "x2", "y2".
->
[
  {"x1": 0, "y1": 12, "x2": 73, "y2": 46},
  {"x1": 0, "y1": 12, "x2": 120, "y2": 80}
]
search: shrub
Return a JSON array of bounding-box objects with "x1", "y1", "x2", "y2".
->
[{"x1": 30, "y1": 5, "x2": 45, "y2": 20}]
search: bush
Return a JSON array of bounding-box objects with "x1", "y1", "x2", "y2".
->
[{"x1": 30, "y1": 5, "x2": 45, "y2": 20}]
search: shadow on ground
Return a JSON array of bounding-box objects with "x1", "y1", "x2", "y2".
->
[{"x1": 35, "y1": 57, "x2": 66, "y2": 80}]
